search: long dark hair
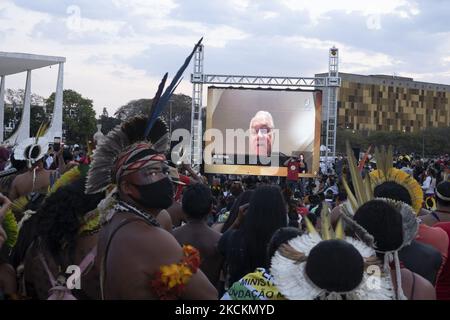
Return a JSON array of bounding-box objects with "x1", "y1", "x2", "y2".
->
[
  {"x1": 239, "y1": 185, "x2": 288, "y2": 273},
  {"x1": 221, "y1": 190, "x2": 254, "y2": 233},
  {"x1": 35, "y1": 178, "x2": 104, "y2": 265}
]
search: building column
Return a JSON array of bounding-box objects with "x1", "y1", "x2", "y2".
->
[
  {"x1": 20, "y1": 70, "x2": 32, "y2": 141},
  {"x1": 46, "y1": 62, "x2": 64, "y2": 140},
  {"x1": 53, "y1": 62, "x2": 64, "y2": 139}
]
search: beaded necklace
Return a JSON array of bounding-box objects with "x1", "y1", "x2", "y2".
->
[{"x1": 115, "y1": 200, "x2": 160, "y2": 227}]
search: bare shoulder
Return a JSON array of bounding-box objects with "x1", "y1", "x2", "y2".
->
[
  {"x1": 110, "y1": 220, "x2": 184, "y2": 269},
  {"x1": 411, "y1": 271, "x2": 436, "y2": 300},
  {"x1": 208, "y1": 226, "x2": 222, "y2": 241},
  {"x1": 10, "y1": 172, "x2": 25, "y2": 187},
  {"x1": 171, "y1": 224, "x2": 187, "y2": 237},
  {"x1": 210, "y1": 223, "x2": 224, "y2": 233},
  {"x1": 400, "y1": 269, "x2": 436, "y2": 300},
  {"x1": 0, "y1": 263, "x2": 15, "y2": 276},
  {"x1": 156, "y1": 209, "x2": 173, "y2": 232}
]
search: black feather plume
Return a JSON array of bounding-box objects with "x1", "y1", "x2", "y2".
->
[
  {"x1": 144, "y1": 37, "x2": 203, "y2": 137},
  {"x1": 147, "y1": 72, "x2": 168, "y2": 133}
]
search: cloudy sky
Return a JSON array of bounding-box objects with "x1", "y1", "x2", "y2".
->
[{"x1": 1, "y1": 0, "x2": 449, "y2": 116}]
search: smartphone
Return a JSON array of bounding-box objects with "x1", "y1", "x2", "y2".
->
[{"x1": 53, "y1": 137, "x2": 61, "y2": 152}]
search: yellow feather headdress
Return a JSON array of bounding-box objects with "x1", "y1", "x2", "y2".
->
[{"x1": 370, "y1": 146, "x2": 423, "y2": 214}]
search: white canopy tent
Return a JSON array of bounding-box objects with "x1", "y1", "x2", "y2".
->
[{"x1": 0, "y1": 52, "x2": 65, "y2": 145}]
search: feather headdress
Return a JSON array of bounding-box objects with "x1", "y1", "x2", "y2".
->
[
  {"x1": 85, "y1": 38, "x2": 203, "y2": 194},
  {"x1": 370, "y1": 146, "x2": 423, "y2": 214},
  {"x1": 341, "y1": 142, "x2": 419, "y2": 247},
  {"x1": 13, "y1": 122, "x2": 50, "y2": 168},
  {"x1": 271, "y1": 204, "x2": 395, "y2": 300},
  {"x1": 340, "y1": 141, "x2": 419, "y2": 300}
]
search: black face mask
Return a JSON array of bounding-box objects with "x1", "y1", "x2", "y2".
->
[{"x1": 129, "y1": 177, "x2": 174, "y2": 209}]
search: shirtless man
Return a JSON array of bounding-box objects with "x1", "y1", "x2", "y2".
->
[
  {"x1": 173, "y1": 183, "x2": 223, "y2": 288},
  {"x1": 86, "y1": 117, "x2": 217, "y2": 300},
  {"x1": 9, "y1": 146, "x2": 66, "y2": 201},
  {"x1": 167, "y1": 167, "x2": 187, "y2": 228},
  {"x1": 167, "y1": 201, "x2": 186, "y2": 229},
  {"x1": 167, "y1": 164, "x2": 202, "y2": 228}
]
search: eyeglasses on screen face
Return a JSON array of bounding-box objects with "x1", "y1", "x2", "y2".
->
[{"x1": 251, "y1": 126, "x2": 273, "y2": 135}]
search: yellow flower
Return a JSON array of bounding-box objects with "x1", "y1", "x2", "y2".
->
[{"x1": 160, "y1": 264, "x2": 193, "y2": 289}]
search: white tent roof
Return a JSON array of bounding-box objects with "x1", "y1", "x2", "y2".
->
[{"x1": 0, "y1": 52, "x2": 65, "y2": 76}]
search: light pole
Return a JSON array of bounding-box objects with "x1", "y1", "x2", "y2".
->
[
  {"x1": 422, "y1": 129, "x2": 425, "y2": 159},
  {"x1": 169, "y1": 99, "x2": 173, "y2": 134}
]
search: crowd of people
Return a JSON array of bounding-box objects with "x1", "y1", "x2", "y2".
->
[
  {"x1": 0, "y1": 112, "x2": 449, "y2": 300},
  {"x1": 0, "y1": 40, "x2": 449, "y2": 301}
]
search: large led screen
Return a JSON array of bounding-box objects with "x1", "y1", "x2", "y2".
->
[{"x1": 204, "y1": 87, "x2": 322, "y2": 177}]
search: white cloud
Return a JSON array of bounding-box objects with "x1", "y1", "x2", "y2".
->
[
  {"x1": 0, "y1": 1, "x2": 250, "y2": 116},
  {"x1": 0, "y1": 0, "x2": 51, "y2": 35},
  {"x1": 262, "y1": 11, "x2": 279, "y2": 20},
  {"x1": 0, "y1": 2, "x2": 156, "y2": 114},
  {"x1": 228, "y1": 0, "x2": 251, "y2": 12},
  {"x1": 65, "y1": 5, "x2": 126, "y2": 36},
  {"x1": 402, "y1": 71, "x2": 450, "y2": 85},
  {"x1": 279, "y1": 0, "x2": 420, "y2": 23},
  {"x1": 284, "y1": 35, "x2": 401, "y2": 73},
  {"x1": 1, "y1": 0, "x2": 448, "y2": 118},
  {"x1": 144, "y1": 19, "x2": 250, "y2": 48},
  {"x1": 366, "y1": 15, "x2": 382, "y2": 30},
  {"x1": 112, "y1": 0, "x2": 178, "y2": 19}
]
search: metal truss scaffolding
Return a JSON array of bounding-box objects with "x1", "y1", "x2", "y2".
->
[{"x1": 190, "y1": 45, "x2": 340, "y2": 167}]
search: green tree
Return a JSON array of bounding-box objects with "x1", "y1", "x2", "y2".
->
[
  {"x1": 30, "y1": 105, "x2": 48, "y2": 136},
  {"x1": 3, "y1": 89, "x2": 49, "y2": 139},
  {"x1": 336, "y1": 126, "x2": 450, "y2": 156},
  {"x1": 99, "y1": 107, "x2": 120, "y2": 134},
  {"x1": 114, "y1": 93, "x2": 192, "y2": 132},
  {"x1": 336, "y1": 127, "x2": 368, "y2": 153},
  {"x1": 46, "y1": 89, "x2": 97, "y2": 145},
  {"x1": 3, "y1": 107, "x2": 21, "y2": 140}
]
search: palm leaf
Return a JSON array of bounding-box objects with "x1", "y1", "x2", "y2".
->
[
  {"x1": 335, "y1": 218, "x2": 345, "y2": 239},
  {"x1": 303, "y1": 216, "x2": 318, "y2": 235},
  {"x1": 320, "y1": 202, "x2": 334, "y2": 240},
  {"x1": 35, "y1": 121, "x2": 49, "y2": 143},
  {"x1": 342, "y1": 176, "x2": 358, "y2": 212}
]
